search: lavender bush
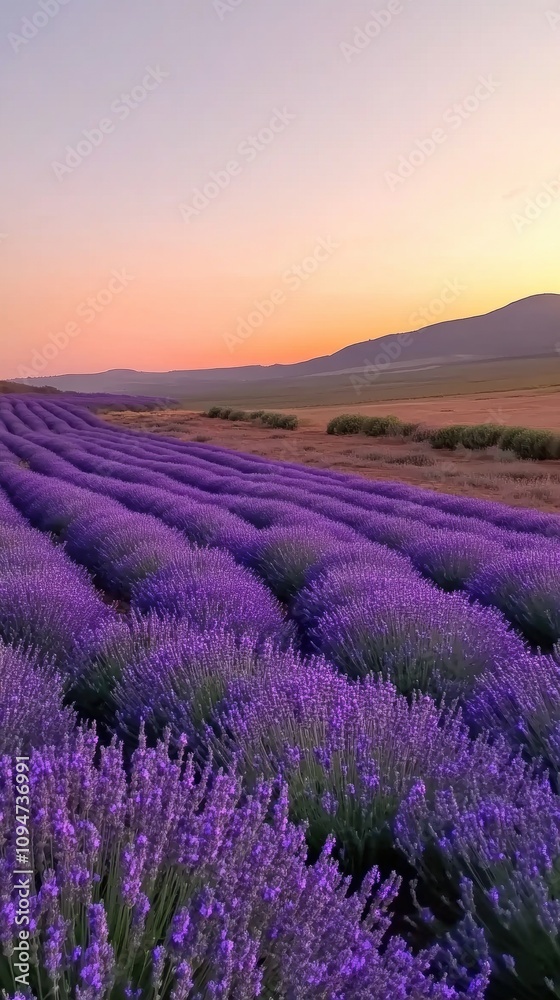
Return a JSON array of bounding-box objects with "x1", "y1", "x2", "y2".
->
[
  {"x1": 0, "y1": 730, "x2": 478, "y2": 999},
  {"x1": 396, "y1": 760, "x2": 560, "y2": 998},
  {"x1": 207, "y1": 656, "x2": 525, "y2": 880},
  {"x1": 0, "y1": 641, "x2": 74, "y2": 753},
  {"x1": 310, "y1": 579, "x2": 526, "y2": 700},
  {"x1": 114, "y1": 629, "x2": 298, "y2": 749},
  {"x1": 468, "y1": 550, "x2": 560, "y2": 646}
]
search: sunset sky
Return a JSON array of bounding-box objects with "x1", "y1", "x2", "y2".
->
[{"x1": 1, "y1": 0, "x2": 559, "y2": 378}]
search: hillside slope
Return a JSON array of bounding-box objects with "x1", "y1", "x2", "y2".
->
[{"x1": 11, "y1": 293, "x2": 560, "y2": 395}]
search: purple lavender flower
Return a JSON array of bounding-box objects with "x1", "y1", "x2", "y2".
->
[
  {"x1": 405, "y1": 530, "x2": 503, "y2": 592},
  {"x1": 468, "y1": 549, "x2": 560, "y2": 645},
  {"x1": 396, "y1": 754, "x2": 560, "y2": 997},
  {"x1": 467, "y1": 649, "x2": 560, "y2": 775},
  {"x1": 292, "y1": 540, "x2": 416, "y2": 633},
  {"x1": 131, "y1": 549, "x2": 293, "y2": 646},
  {"x1": 114, "y1": 627, "x2": 297, "y2": 748},
  {"x1": 0, "y1": 641, "x2": 74, "y2": 753},
  {"x1": 0, "y1": 730, "x2": 472, "y2": 998},
  {"x1": 0, "y1": 567, "x2": 111, "y2": 669},
  {"x1": 243, "y1": 523, "x2": 357, "y2": 601},
  {"x1": 208, "y1": 654, "x2": 528, "y2": 880},
  {"x1": 312, "y1": 577, "x2": 526, "y2": 700}
]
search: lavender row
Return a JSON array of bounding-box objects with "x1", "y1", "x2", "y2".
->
[
  {"x1": 0, "y1": 480, "x2": 111, "y2": 671},
  {"x1": 76, "y1": 614, "x2": 560, "y2": 996},
  {"x1": 5, "y1": 424, "x2": 559, "y2": 645},
  {"x1": 0, "y1": 484, "x2": 103, "y2": 751},
  {"x1": 0, "y1": 458, "x2": 293, "y2": 647},
  {"x1": 2, "y1": 395, "x2": 560, "y2": 540},
  {"x1": 2, "y1": 422, "x2": 559, "y2": 776},
  {"x1": 0, "y1": 391, "x2": 177, "y2": 410},
  {"x1": 2, "y1": 731, "x2": 476, "y2": 1000}
]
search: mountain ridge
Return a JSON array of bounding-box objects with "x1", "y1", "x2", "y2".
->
[{"x1": 10, "y1": 293, "x2": 560, "y2": 394}]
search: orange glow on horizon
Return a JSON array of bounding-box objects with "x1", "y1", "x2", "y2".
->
[{"x1": 1, "y1": 1, "x2": 559, "y2": 379}]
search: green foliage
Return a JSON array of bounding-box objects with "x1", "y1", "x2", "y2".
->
[
  {"x1": 499, "y1": 427, "x2": 560, "y2": 461},
  {"x1": 416, "y1": 421, "x2": 560, "y2": 459},
  {"x1": 460, "y1": 424, "x2": 504, "y2": 450},
  {"x1": 362, "y1": 415, "x2": 402, "y2": 437},
  {"x1": 326, "y1": 414, "x2": 415, "y2": 438},
  {"x1": 498, "y1": 426, "x2": 526, "y2": 452},
  {"x1": 428, "y1": 425, "x2": 470, "y2": 450},
  {"x1": 260, "y1": 412, "x2": 299, "y2": 430},
  {"x1": 326, "y1": 414, "x2": 367, "y2": 435},
  {"x1": 204, "y1": 407, "x2": 298, "y2": 430},
  {"x1": 398, "y1": 421, "x2": 421, "y2": 437}
]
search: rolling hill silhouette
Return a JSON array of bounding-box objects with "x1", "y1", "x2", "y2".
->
[{"x1": 12, "y1": 294, "x2": 560, "y2": 395}]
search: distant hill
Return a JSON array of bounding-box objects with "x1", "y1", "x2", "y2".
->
[
  {"x1": 11, "y1": 293, "x2": 560, "y2": 396},
  {"x1": 0, "y1": 380, "x2": 61, "y2": 395}
]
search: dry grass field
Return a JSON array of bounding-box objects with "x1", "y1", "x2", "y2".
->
[
  {"x1": 154, "y1": 354, "x2": 560, "y2": 411},
  {"x1": 104, "y1": 384, "x2": 560, "y2": 513}
]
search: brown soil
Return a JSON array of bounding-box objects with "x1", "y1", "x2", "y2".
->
[
  {"x1": 287, "y1": 387, "x2": 560, "y2": 432},
  {"x1": 104, "y1": 391, "x2": 560, "y2": 514}
]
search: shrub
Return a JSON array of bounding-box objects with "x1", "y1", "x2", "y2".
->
[
  {"x1": 398, "y1": 421, "x2": 421, "y2": 437},
  {"x1": 260, "y1": 411, "x2": 298, "y2": 430},
  {"x1": 362, "y1": 415, "x2": 402, "y2": 437},
  {"x1": 498, "y1": 425, "x2": 527, "y2": 452},
  {"x1": 396, "y1": 756, "x2": 560, "y2": 999},
  {"x1": 467, "y1": 650, "x2": 560, "y2": 775},
  {"x1": 461, "y1": 424, "x2": 504, "y2": 450},
  {"x1": 228, "y1": 409, "x2": 247, "y2": 421},
  {"x1": 312, "y1": 577, "x2": 526, "y2": 702},
  {"x1": 249, "y1": 409, "x2": 265, "y2": 419},
  {"x1": 246, "y1": 525, "x2": 347, "y2": 602},
  {"x1": 501, "y1": 428, "x2": 560, "y2": 461},
  {"x1": 326, "y1": 413, "x2": 367, "y2": 435},
  {"x1": 0, "y1": 641, "x2": 75, "y2": 753},
  {"x1": 428, "y1": 425, "x2": 470, "y2": 450},
  {"x1": 405, "y1": 530, "x2": 502, "y2": 591},
  {"x1": 205, "y1": 406, "x2": 222, "y2": 418}
]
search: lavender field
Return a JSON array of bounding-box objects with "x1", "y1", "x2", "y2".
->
[{"x1": 1, "y1": 395, "x2": 560, "y2": 999}]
